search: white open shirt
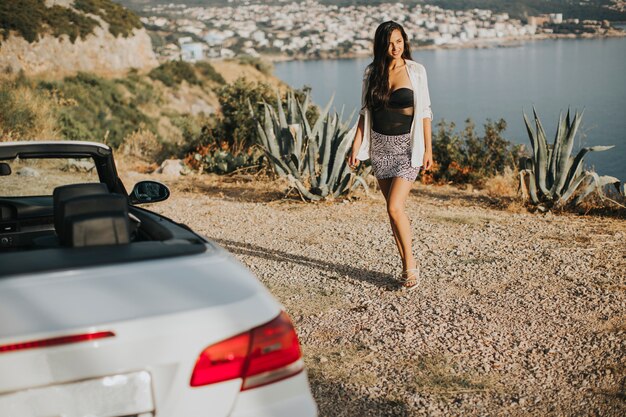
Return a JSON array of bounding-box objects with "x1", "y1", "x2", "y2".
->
[{"x1": 355, "y1": 59, "x2": 433, "y2": 168}]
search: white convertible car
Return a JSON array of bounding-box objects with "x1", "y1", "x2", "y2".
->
[{"x1": 0, "y1": 141, "x2": 317, "y2": 417}]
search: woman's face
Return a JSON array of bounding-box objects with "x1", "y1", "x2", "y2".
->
[{"x1": 387, "y1": 29, "x2": 404, "y2": 59}]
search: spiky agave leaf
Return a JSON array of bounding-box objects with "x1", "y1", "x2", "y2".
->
[
  {"x1": 562, "y1": 145, "x2": 614, "y2": 192},
  {"x1": 548, "y1": 111, "x2": 566, "y2": 187},
  {"x1": 523, "y1": 111, "x2": 551, "y2": 199},
  {"x1": 287, "y1": 91, "x2": 298, "y2": 125},
  {"x1": 306, "y1": 97, "x2": 333, "y2": 188},
  {"x1": 332, "y1": 174, "x2": 352, "y2": 199},
  {"x1": 519, "y1": 169, "x2": 539, "y2": 204},
  {"x1": 318, "y1": 112, "x2": 337, "y2": 185},
  {"x1": 327, "y1": 110, "x2": 357, "y2": 190},
  {"x1": 275, "y1": 90, "x2": 287, "y2": 128},
  {"x1": 289, "y1": 123, "x2": 303, "y2": 168},
  {"x1": 523, "y1": 111, "x2": 540, "y2": 163},
  {"x1": 572, "y1": 172, "x2": 620, "y2": 206},
  {"x1": 532, "y1": 107, "x2": 551, "y2": 196},
  {"x1": 552, "y1": 109, "x2": 584, "y2": 196},
  {"x1": 287, "y1": 174, "x2": 323, "y2": 201},
  {"x1": 554, "y1": 171, "x2": 590, "y2": 208}
]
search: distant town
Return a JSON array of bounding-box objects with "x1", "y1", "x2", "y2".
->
[{"x1": 138, "y1": 0, "x2": 625, "y2": 62}]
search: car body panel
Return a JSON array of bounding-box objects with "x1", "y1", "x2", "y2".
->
[
  {"x1": 0, "y1": 247, "x2": 275, "y2": 340},
  {"x1": 0, "y1": 141, "x2": 317, "y2": 416}
]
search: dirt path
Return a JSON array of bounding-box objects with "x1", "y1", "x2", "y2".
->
[{"x1": 139, "y1": 173, "x2": 625, "y2": 416}]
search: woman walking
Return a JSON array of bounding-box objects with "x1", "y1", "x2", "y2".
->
[{"x1": 348, "y1": 21, "x2": 433, "y2": 290}]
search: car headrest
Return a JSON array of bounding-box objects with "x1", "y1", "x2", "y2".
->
[
  {"x1": 53, "y1": 183, "x2": 109, "y2": 235},
  {"x1": 59, "y1": 194, "x2": 130, "y2": 247}
]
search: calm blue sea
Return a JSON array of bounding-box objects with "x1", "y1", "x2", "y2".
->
[{"x1": 275, "y1": 37, "x2": 626, "y2": 180}]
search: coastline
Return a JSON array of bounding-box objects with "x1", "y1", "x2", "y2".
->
[{"x1": 263, "y1": 30, "x2": 626, "y2": 62}]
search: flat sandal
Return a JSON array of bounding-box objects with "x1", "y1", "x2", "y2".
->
[{"x1": 400, "y1": 267, "x2": 420, "y2": 291}]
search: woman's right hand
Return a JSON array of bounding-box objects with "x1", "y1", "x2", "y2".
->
[
  {"x1": 348, "y1": 115, "x2": 365, "y2": 170},
  {"x1": 348, "y1": 151, "x2": 360, "y2": 170}
]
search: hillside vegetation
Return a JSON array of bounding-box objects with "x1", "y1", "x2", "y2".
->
[
  {"x1": 119, "y1": 0, "x2": 626, "y2": 21},
  {"x1": 0, "y1": 58, "x2": 289, "y2": 164},
  {"x1": 0, "y1": 0, "x2": 142, "y2": 44}
]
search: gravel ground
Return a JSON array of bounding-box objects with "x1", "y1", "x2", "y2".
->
[{"x1": 136, "y1": 173, "x2": 625, "y2": 417}]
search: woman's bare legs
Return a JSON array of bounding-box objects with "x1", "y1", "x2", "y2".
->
[
  {"x1": 377, "y1": 178, "x2": 404, "y2": 260},
  {"x1": 387, "y1": 178, "x2": 416, "y2": 271},
  {"x1": 378, "y1": 177, "x2": 416, "y2": 272}
]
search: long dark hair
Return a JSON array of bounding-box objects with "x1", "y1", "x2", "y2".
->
[{"x1": 364, "y1": 21, "x2": 412, "y2": 110}]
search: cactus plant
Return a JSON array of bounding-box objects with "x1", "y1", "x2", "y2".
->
[
  {"x1": 519, "y1": 108, "x2": 620, "y2": 210},
  {"x1": 252, "y1": 90, "x2": 370, "y2": 201},
  {"x1": 188, "y1": 146, "x2": 263, "y2": 175}
]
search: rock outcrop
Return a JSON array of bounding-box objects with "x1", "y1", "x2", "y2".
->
[
  {"x1": 0, "y1": 25, "x2": 157, "y2": 77},
  {"x1": 0, "y1": 0, "x2": 158, "y2": 77}
]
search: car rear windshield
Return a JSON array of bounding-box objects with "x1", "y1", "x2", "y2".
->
[{"x1": 0, "y1": 157, "x2": 99, "y2": 197}]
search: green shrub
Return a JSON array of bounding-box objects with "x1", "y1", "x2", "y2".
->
[
  {"x1": 0, "y1": 0, "x2": 140, "y2": 44},
  {"x1": 118, "y1": 72, "x2": 161, "y2": 106},
  {"x1": 0, "y1": 0, "x2": 98, "y2": 44},
  {"x1": 428, "y1": 118, "x2": 524, "y2": 185},
  {"x1": 210, "y1": 78, "x2": 276, "y2": 152},
  {"x1": 73, "y1": 0, "x2": 142, "y2": 38},
  {"x1": 40, "y1": 72, "x2": 156, "y2": 147},
  {"x1": 195, "y1": 61, "x2": 226, "y2": 84},
  {"x1": 168, "y1": 114, "x2": 209, "y2": 156},
  {"x1": 189, "y1": 80, "x2": 321, "y2": 161},
  {"x1": 0, "y1": 83, "x2": 35, "y2": 139},
  {"x1": 46, "y1": 5, "x2": 98, "y2": 42},
  {"x1": 186, "y1": 145, "x2": 264, "y2": 175},
  {"x1": 237, "y1": 56, "x2": 274, "y2": 76},
  {"x1": 149, "y1": 60, "x2": 200, "y2": 87},
  {"x1": 0, "y1": 77, "x2": 59, "y2": 140}
]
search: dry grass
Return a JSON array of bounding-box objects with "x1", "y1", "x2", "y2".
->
[
  {"x1": 600, "y1": 315, "x2": 626, "y2": 333},
  {"x1": 574, "y1": 189, "x2": 626, "y2": 219},
  {"x1": 0, "y1": 86, "x2": 61, "y2": 141},
  {"x1": 210, "y1": 59, "x2": 286, "y2": 88},
  {"x1": 399, "y1": 355, "x2": 497, "y2": 397},
  {"x1": 483, "y1": 168, "x2": 518, "y2": 199},
  {"x1": 304, "y1": 344, "x2": 379, "y2": 387},
  {"x1": 428, "y1": 212, "x2": 497, "y2": 226},
  {"x1": 118, "y1": 125, "x2": 162, "y2": 162}
]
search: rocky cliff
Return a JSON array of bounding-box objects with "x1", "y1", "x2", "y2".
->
[{"x1": 0, "y1": 0, "x2": 157, "y2": 77}]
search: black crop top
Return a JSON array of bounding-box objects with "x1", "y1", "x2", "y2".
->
[{"x1": 372, "y1": 88, "x2": 414, "y2": 135}]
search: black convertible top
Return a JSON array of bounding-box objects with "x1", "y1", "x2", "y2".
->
[
  {"x1": 0, "y1": 141, "x2": 112, "y2": 160},
  {"x1": 0, "y1": 141, "x2": 127, "y2": 195}
]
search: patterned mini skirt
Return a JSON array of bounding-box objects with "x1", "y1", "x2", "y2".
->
[{"x1": 370, "y1": 130, "x2": 420, "y2": 182}]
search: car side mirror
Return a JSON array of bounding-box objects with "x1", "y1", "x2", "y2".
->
[
  {"x1": 0, "y1": 163, "x2": 11, "y2": 176},
  {"x1": 130, "y1": 180, "x2": 170, "y2": 204}
]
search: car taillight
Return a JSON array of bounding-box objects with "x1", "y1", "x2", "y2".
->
[
  {"x1": 190, "y1": 311, "x2": 304, "y2": 390},
  {"x1": 190, "y1": 333, "x2": 250, "y2": 387},
  {"x1": 0, "y1": 331, "x2": 115, "y2": 354}
]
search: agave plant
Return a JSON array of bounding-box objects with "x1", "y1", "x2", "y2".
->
[
  {"x1": 252, "y1": 90, "x2": 369, "y2": 201},
  {"x1": 519, "y1": 108, "x2": 619, "y2": 209},
  {"x1": 252, "y1": 90, "x2": 309, "y2": 178}
]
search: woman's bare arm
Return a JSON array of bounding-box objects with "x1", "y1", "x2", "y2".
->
[
  {"x1": 348, "y1": 114, "x2": 365, "y2": 168},
  {"x1": 422, "y1": 117, "x2": 433, "y2": 170}
]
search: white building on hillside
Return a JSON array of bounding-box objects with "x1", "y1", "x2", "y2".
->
[{"x1": 181, "y1": 42, "x2": 204, "y2": 62}]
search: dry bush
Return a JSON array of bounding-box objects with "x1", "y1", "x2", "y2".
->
[
  {"x1": 118, "y1": 125, "x2": 162, "y2": 163},
  {"x1": 0, "y1": 85, "x2": 60, "y2": 141},
  {"x1": 573, "y1": 185, "x2": 626, "y2": 218},
  {"x1": 483, "y1": 167, "x2": 518, "y2": 198}
]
